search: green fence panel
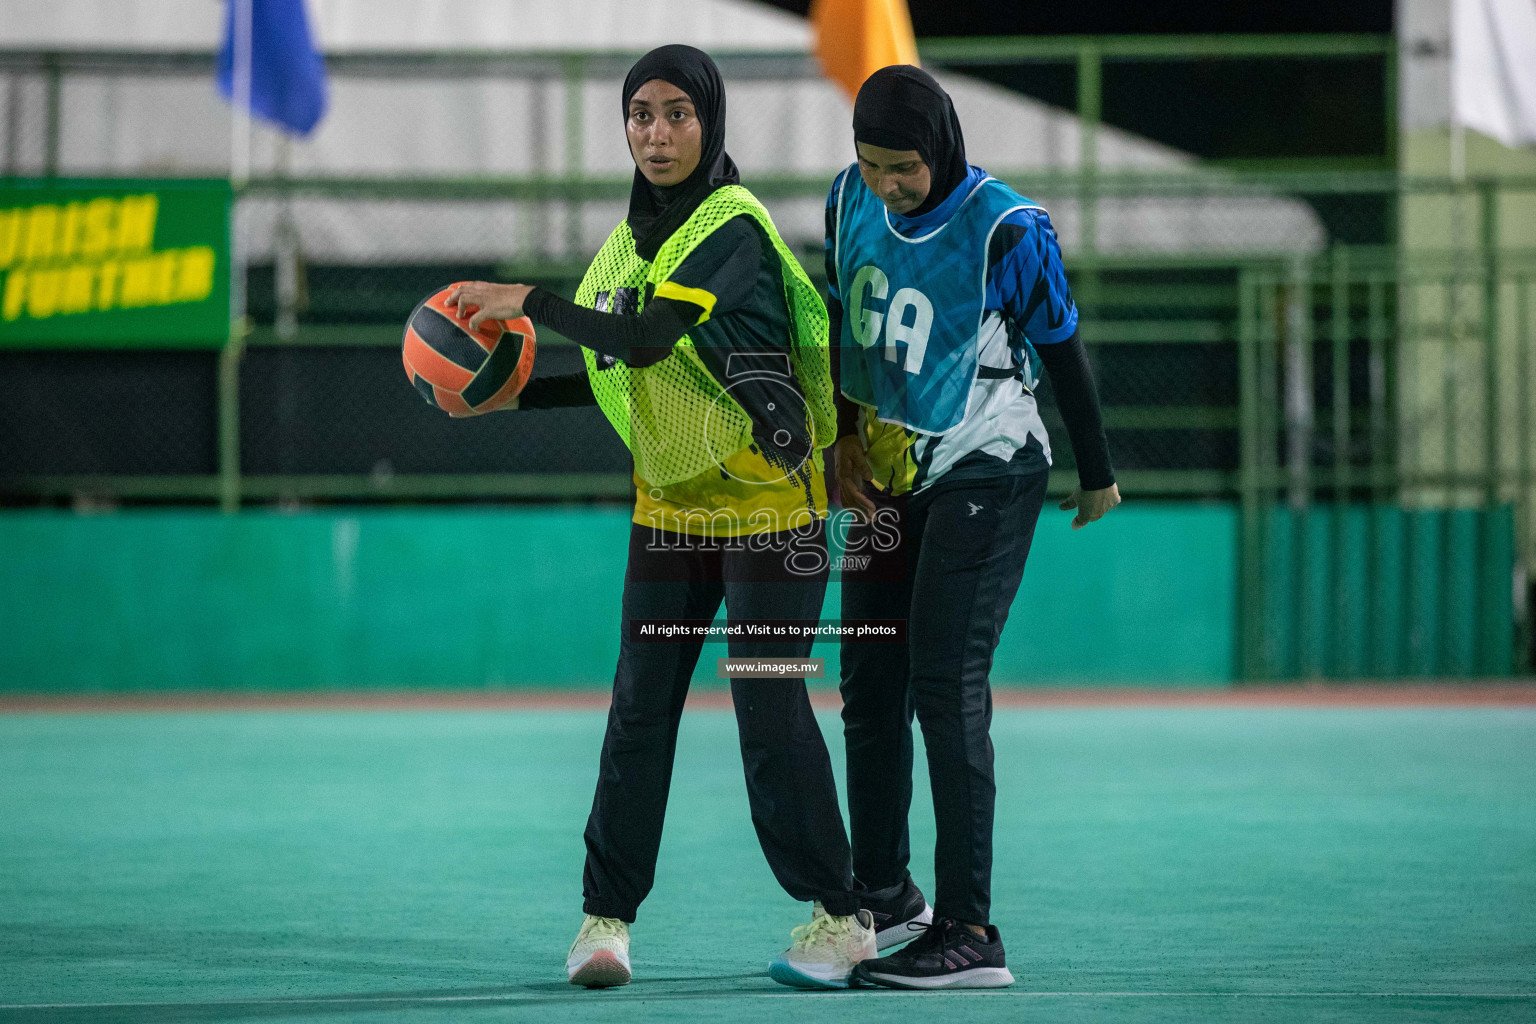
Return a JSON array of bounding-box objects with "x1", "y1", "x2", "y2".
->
[
  {"x1": 994, "y1": 503, "x2": 1236, "y2": 685},
  {"x1": 0, "y1": 508, "x2": 631, "y2": 690},
  {"x1": 1256, "y1": 504, "x2": 1515, "y2": 678},
  {"x1": 0, "y1": 505, "x2": 1236, "y2": 692}
]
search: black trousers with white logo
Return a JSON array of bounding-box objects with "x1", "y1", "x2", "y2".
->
[
  {"x1": 582, "y1": 520, "x2": 857, "y2": 922},
  {"x1": 839, "y1": 465, "x2": 1048, "y2": 925}
]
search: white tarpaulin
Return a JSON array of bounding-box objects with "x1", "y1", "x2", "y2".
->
[
  {"x1": 0, "y1": 0, "x2": 1325, "y2": 259},
  {"x1": 0, "y1": 0, "x2": 811, "y2": 50},
  {"x1": 1454, "y1": 0, "x2": 1536, "y2": 146}
]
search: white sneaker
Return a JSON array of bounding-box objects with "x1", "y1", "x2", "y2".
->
[
  {"x1": 566, "y1": 914, "x2": 631, "y2": 988},
  {"x1": 767, "y1": 902, "x2": 877, "y2": 989}
]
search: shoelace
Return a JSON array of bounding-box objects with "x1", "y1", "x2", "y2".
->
[
  {"x1": 789, "y1": 912, "x2": 848, "y2": 951},
  {"x1": 905, "y1": 917, "x2": 967, "y2": 957},
  {"x1": 581, "y1": 916, "x2": 626, "y2": 943}
]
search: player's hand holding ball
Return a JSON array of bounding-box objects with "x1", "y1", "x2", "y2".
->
[
  {"x1": 1060, "y1": 483, "x2": 1121, "y2": 530},
  {"x1": 447, "y1": 281, "x2": 534, "y2": 332},
  {"x1": 401, "y1": 281, "x2": 537, "y2": 417}
]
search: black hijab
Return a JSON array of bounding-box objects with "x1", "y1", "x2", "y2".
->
[
  {"x1": 622, "y1": 45, "x2": 740, "y2": 261},
  {"x1": 851, "y1": 65, "x2": 968, "y2": 218}
]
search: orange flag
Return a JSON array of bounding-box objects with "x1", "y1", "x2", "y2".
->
[{"x1": 811, "y1": 0, "x2": 920, "y2": 102}]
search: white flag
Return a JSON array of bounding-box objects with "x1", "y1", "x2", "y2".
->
[{"x1": 1454, "y1": 0, "x2": 1536, "y2": 147}]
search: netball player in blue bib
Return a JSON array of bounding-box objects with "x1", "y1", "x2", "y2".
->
[{"x1": 827, "y1": 66, "x2": 1121, "y2": 989}]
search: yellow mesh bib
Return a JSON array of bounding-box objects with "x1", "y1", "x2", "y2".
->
[{"x1": 575, "y1": 186, "x2": 834, "y2": 487}]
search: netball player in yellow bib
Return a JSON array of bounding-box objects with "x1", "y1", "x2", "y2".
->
[{"x1": 447, "y1": 45, "x2": 873, "y2": 990}]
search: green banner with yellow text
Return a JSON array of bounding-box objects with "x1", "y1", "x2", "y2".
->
[{"x1": 0, "y1": 178, "x2": 230, "y2": 348}]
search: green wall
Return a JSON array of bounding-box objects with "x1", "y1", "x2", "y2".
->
[
  {"x1": 1256, "y1": 504, "x2": 1515, "y2": 678},
  {"x1": 0, "y1": 505, "x2": 1236, "y2": 692}
]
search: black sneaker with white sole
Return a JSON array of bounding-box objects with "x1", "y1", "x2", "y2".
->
[
  {"x1": 857, "y1": 877, "x2": 934, "y2": 951},
  {"x1": 852, "y1": 917, "x2": 1015, "y2": 989}
]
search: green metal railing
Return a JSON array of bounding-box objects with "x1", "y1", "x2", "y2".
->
[
  {"x1": 1232, "y1": 181, "x2": 1535, "y2": 677},
  {"x1": 1, "y1": 34, "x2": 1393, "y2": 176},
  {"x1": 11, "y1": 174, "x2": 1529, "y2": 502}
]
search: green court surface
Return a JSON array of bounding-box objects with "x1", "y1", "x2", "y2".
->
[{"x1": 2, "y1": 706, "x2": 1533, "y2": 1023}]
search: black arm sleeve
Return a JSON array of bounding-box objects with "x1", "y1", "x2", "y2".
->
[
  {"x1": 516, "y1": 371, "x2": 595, "y2": 409},
  {"x1": 828, "y1": 299, "x2": 862, "y2": 440},
  {"x1": 830, "y1": 340, "x2": 861, "y2": 441},
  {"x1": 825, "y1": 193, "x2": 861, "y2": 440},
  {"x1": 523, "y1": 288, "x2": 697, "y2": 370},
  {"x1": 522, "y1": 216, "x2": 763, "y2": 372},
  {"x1": 1036, "y1": 328, "x2": 1115, "y2": 490}
]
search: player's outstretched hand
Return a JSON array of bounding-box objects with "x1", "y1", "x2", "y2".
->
[
  {"x1": 1059, "y1": 483, "x2": 1121, "y2": 530},
  {"x1": 446, "y1": 281, "x2": 534, "y2": 331},
  {"x1": 834, "y1": 435, "x2": 877, "y2": 524}
]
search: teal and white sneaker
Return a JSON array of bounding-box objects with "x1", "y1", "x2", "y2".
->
[
  {"x1": 566, "y1": 914, "x2": 631, "y2": 988},
  {"x1": 768, "y1": 903, "x2": 877, "y2": 989}
]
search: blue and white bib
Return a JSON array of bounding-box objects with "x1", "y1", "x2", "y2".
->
[{"x1": 835, "y1": 171, "x2": 1039, "y2": 435}]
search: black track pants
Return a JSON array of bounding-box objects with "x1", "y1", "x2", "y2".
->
[
  {"x1": 582, "y1": 520, "x2": 856, "y2": 922},
  {"x1": 839, "y1": 467, "x2": 1048, "y2": 925}
]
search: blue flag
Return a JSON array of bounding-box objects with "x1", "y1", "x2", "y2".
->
[{"x1": 217, "y1": 0, "x2": 328, "y2": 136}]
